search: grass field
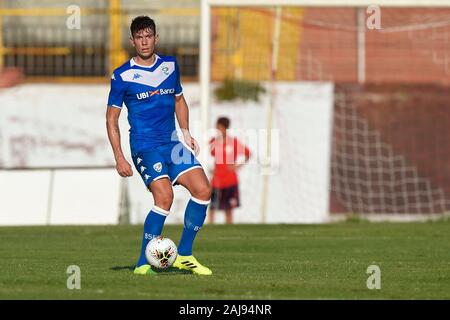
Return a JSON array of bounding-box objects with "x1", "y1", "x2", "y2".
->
[{"x1": 0, "y1": 220, "x2": 449, "y2": 299}]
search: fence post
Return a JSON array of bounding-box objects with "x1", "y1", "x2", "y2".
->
[{"x1": 46, "y1": 169, "x2": 55, "y2": 225}]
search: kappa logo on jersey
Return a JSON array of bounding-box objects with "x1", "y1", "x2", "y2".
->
[
  {"x1": 162, "y1": 66, "x2": 169, "y2": 75},
  {"x1": 132, "y1": 73, "x2": 142, "y2": 80},
  {"x1": 140, "y1": 165, "x2": 146, "y2": 173},
  {"x1": 136, "y1": 88, "x2": 176, "y2": 100},
  {"x1": 153, "y1": 162, "x2": 163, "y2": 173}
]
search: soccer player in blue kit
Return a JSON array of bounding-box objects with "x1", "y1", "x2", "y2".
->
[{"x1": 106, "y1": 16, "x2": 212, "y2": 275}]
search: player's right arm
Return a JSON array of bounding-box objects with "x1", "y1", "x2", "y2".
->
[
  {"x1": 106, "y1": 71, "x2": 133, "y2": 177},
  {"x1": 106, "y1": 107, "x2": 133, "y2": 177}
]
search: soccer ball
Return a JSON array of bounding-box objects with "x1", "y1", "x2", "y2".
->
[{"x1": 145, "y1": 236, "x2": 178, "y2": 269}]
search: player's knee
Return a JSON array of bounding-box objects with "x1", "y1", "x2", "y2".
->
[
  {"x1": 153, "y1": 190, "x2": 174, "y2": 211},
  {"x1": 193, "y1": 182, "x2": 212, "y2": 201},
  {"x1": 155, "y1": 196, "x2": 173, "y2": 211}
]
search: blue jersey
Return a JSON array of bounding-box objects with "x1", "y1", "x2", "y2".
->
[{"x1": 107, "y1": 54, "x2": 183, "y2": 153}]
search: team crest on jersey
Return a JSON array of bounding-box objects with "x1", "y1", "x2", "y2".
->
[
  {"x1": 162, "y1": 66, "x2": 169, "y2": 75},
  {"x1": 153, "y1": 162, "x2": 163, "y2": 173}
]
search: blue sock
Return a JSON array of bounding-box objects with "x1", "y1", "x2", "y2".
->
[
  {"x1": 178, "y1": 197, "x2": 210, "y2": 256},
  {"x1": 136, "y1": 206, "x2": 168, "y2": 267}
]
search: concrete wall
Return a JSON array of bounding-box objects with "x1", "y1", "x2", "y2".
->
[{"x1": 0, "y1": 82, "x2": 334, "y2": 225}]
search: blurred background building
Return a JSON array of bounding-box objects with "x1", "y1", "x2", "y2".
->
[
  {"x1": 0, "y1": 0, "x2": 199, "y2": 78},
  {"x1": 2, "y1": 1, "x2": 449, "y2": 83}
]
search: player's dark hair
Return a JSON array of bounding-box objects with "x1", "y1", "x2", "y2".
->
[
  {"x1": 130, "y1": 16, "x2": 156, "y2": 38},
  {"x1": 217, "y1": 117, "x2": 230, "y2": 129}
]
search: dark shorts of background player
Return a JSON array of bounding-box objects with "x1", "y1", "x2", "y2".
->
[{"x1": 210, "y1": 185, "x2": 240, "y2": 210}]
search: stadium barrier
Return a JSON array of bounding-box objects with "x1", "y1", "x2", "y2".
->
[{"x1": 0, "y1": 167, "x2": 123, "y2": 225}]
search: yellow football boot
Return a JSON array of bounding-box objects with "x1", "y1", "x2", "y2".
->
[{"x1": 173, "y1": 255, "x2": 212, "y2": 275}]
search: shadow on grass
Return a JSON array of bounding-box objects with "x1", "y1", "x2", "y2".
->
[
  {"x1": 110, "y1": 265, "x2": 134, "y2": 271},
  {"x1": 110, "y1": 265, "x2": 191, "y2": 275}
]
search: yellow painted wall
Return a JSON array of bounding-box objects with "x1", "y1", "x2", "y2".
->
[{"x1": 212, "y1": 7, "x2": 303, "y2": 81}]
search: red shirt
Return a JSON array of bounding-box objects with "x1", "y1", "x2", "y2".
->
[{"x1": 209, "y1": 136, "x2": 251, "y2": 188}]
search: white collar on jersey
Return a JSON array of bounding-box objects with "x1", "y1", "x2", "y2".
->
[{"x1": 130, "y1": 54, "x2": 161, "y2": 68}]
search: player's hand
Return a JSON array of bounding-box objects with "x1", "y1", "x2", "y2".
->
[
  {"x1": 116, "y1": 157, "x2": 133, "y2": 177},
  {"x1": 182, "y1": 130, "x2": 200, "y2": 157}
]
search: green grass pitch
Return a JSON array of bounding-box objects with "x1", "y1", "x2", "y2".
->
[{"x1": 0, "y1": 220, "x2": 449, "y2": 299}]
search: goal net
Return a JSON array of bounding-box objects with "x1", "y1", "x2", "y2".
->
[{"x1": 200, "y1": 0, "x2": 450, "y2": 222}]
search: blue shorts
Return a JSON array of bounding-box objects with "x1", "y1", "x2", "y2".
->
[{"x1": 131, "y1": 141, "x2": 202, "y2": 187}]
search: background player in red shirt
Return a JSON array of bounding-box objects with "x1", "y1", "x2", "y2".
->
[{"x1": 209, "y1": 117, "x2": 251, "y2": 224}]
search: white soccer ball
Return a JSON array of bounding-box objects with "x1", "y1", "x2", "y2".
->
[{"x1": 145, "y1": 236, "x2": 178, "y2": 269}]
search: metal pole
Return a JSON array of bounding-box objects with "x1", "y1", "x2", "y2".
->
[
  {"x1": 200, "y1": 0, "x2": 211, "y2": 164},
  {"x1": 261, "y1": 6, "x2": 282, "y2": 223},
  {"x1": 0, "y1": 0, "x2": 4, "y2": 69},
  {"x1": 118, "y1": 178, "x2": 130, "y2": 224},
  {"x1": 357, "y1": 8, "x2": 366, "y2": 84},
  {"x1": 46, "y1": 169, "x2": 55, "y2": 225},
  {"x1": 109, "y1": 0, "x2": 122, "y2": 75}
]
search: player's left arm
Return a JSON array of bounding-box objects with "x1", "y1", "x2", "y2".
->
[
  {"x1": 175, "y1": 94, "x2": 200, "y2": 156},
  {"x1": 173, "y1": 58, "x2": 200, "y2": 156},
  {"x1": 229, "y1": 138, "x2": 251, "y2": 171}
]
